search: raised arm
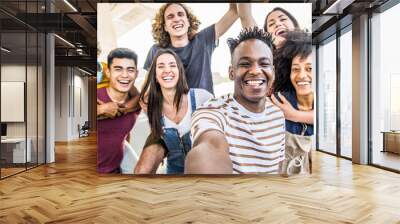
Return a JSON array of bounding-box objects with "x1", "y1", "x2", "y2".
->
[
  {"x1": 237, "y1": 3, "x2": 257, "y2": 29},
  {"x1": 185, "y1": 130, "x2": 232, "y2": 174},
  {"x1": 215, "y1": 3, "x2": 239, "y2": 39}
]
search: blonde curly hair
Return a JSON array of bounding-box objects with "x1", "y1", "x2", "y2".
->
[{"x1": 152, "y1": 3, "x2": 201, "y2": 48}]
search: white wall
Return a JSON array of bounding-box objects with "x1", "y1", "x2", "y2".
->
[
  {"x1": 54, "y1": 67, "x2": 89, "y2": 141},
  {"x1": 1, "y1": 65, "x2": 25, "y2": 139},
  {"x1": 1, "y1": 65, "x2": 33, "y2": 138},
  {"x1": 55, "y1": 66, "x2": 69, "y2": 141},
  {"x1": 72, "y1": 72, "x2": 89, "y2": 138},
  {"x1": 1, "y1": 63, "x2": 46, "y2": 163}
]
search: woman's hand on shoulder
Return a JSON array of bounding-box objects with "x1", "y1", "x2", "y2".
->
[{"x1": 271, "y1": 92, "x2": 296, "y2": 121}]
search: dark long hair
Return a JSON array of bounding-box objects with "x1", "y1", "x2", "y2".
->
[
  {"x1": 264, "y1": 7, "x2": 300, "y2": 34},
  {"x1": 273, "y1": 30, "x2": 312, "y2": 93},
  {"x1": 140, "y1": 49, "x2": 189, "y2": 139}
]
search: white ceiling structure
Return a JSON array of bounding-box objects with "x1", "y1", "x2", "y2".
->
[{"x1": 97, "y1": 3, "x2": 160, "y2": 61}]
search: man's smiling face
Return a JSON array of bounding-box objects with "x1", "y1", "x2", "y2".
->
[
  {"x1": 230, "y1": 39, "x2": 274, "y2": 105},
  {"x1": 164, "y1": 4, "x2": 190, "y2": 38},
  {"x1": 108, "y1": 58, "x2": 137, "y2": 94}
]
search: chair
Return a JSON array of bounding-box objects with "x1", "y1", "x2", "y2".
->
[{"x1": 78, "y1": 121, "x2": 90, "y2": 138}]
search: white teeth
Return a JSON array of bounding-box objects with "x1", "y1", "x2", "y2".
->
[
  {"x1": 296, "y1": 81, "x2": 310, "y2": 86},
  {"x1": 173, "y1": 24, "x2": 183, "y2": 30},
  {"x1": 244, "y1": 80, "x2": 265, "y2": 86},
  {"x1": 162, "y1": 76, "x2": 173, "y2": 81},
  {"x1": 118, "y1": 80, "x2": 129, "y2": 84}
]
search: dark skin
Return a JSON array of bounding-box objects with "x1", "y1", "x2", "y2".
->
[
  {"x1": 230, "y1": 39, "x2": 274, "y2": 113},
  {"x1": 185, "y1": 39, "x2": 275, "y2": 174}
]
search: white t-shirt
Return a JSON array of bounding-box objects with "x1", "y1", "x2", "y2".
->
[
  {"x1": 163, "y1": 88, "x2": 213, "y2": 137},
  {"x1": 191, "y1": 94, "x2": 286, "y2": 174}
]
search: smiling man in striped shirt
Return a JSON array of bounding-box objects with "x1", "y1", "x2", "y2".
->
[{"x1": 185, "y1": 27, "x2": 285, "y2": 174}]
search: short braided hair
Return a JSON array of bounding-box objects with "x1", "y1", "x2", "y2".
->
[{"x1": 227, "y1": 27, "x2": 274, "y2": 57}]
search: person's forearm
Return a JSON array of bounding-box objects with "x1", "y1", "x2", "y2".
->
[
  {"x1": 134, "y1": 144, "x2": 165, "y2": 174},
  {"x1": 134, "y1": 157, "x2": 159, "y2": 174},
  {"x1": 185, "y1": 142, "x2": 232, "y2": 174},
  {"x1": 215, "y1": 4, "x2": 238, "y2": 39},
  {"x1": 237, "y1": 3, "x2": 257, "y2": 28},
  {"x1": 185, "y1": 131, "x2": 232, "y2": 174},
  {"x1": 122, "y1": 95, "x2": 141, "y2": 114},
  {"x1": 97, "y1": 104, "x2": 104, "y2": 117},
  {"x1": 288, "y1": 110, "x2": 314, "y2": 124}
]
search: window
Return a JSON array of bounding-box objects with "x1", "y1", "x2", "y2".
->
[
  {"x1": 370, "y1": 2, "x2": 400, "y2": 171},
  {"x1": 317, "y1": 35, "x2": 337, "y2": 155},
  {"x1": 339, "y1": 27, "x2": 352, "y2": 158}
]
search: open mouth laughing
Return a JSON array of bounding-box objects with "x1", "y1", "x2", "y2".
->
[
  {"x1": 161, "y1": 74, "x2": 175, "y2": 82},
  {"x1": 295, "y1": 80, "x2": 311, "y2": 87},
  {"x1": 244, "y1": 79, "x2": 266, "y2": 86},
  {"x1": 243, "y1": 75, "x2": 267, "y2": 88},
  {"x1": 274, "y1": 28, "x2": 287, "y2": 37},
  {"x1": 117, "y1": 79, "x2": 131, "y2": 86},
  {"x1": 172, "y1": 24, "x2": 184, "y2": 31}
]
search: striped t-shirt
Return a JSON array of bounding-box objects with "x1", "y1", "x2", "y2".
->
[{"x1": 191, "y1": 94, "x2": 285, "y2": 174}]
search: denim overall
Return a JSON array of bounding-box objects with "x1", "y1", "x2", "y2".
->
[{"x1": 161, "y1": 89, "x2": 196, "y2": 174}]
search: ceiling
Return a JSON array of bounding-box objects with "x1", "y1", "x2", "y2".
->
[{"x1": 0, "y1": 0, "x2": 393, "y2": 74}]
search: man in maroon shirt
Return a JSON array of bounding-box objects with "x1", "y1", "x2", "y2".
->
[{"x1": 97, "y1": 48, "x2": 141, "y2": 173}]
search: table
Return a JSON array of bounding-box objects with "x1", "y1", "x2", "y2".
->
[
  {"x1": 1, "y1": 138, "x2": 31, "y2": 163},
  {"x1": 381, "y1": 131, "x2": 400, "y2": 154}
]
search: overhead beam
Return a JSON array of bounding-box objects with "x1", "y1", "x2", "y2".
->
[
  {"x1": 55, "y1": 55, "x2": 96, "y2": 71},
  {"x1": 323, "y1": 0, "x2": 356, "y2": 14},
  {"x1": 66, "y1": 13, "x2": 96, "y2": 39}
]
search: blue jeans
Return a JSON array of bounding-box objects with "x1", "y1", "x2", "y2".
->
[{"x1": 162, "y1": 128, "x2": 192, "y2": 174}]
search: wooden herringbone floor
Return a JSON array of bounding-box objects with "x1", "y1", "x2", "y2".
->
[{"x1": 0, "y1": 135, "x2": 400, "y2": 224}]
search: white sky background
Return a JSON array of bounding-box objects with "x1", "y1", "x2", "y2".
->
[{"x1": 98, "y1": 3, "x2": 311, "y2": 95}]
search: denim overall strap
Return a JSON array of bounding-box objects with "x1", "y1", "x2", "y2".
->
[{"x1": 161, "y1": 90, "x2": 196, "y2": 174}]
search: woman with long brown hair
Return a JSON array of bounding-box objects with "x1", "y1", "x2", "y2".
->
[{"x1": 135, "y1": 49, "x2": 213, "y2": 174}]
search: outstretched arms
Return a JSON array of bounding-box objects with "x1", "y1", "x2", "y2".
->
[{"x1": 185, "y1": 130, "x2": 232, "y2": 174}]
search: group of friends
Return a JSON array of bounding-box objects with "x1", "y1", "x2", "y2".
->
[{"x1": 97, "y1": 3, "x2": 314, "y2": 175}]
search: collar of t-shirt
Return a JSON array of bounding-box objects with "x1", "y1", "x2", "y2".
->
[{"x1": 231, "y1": 94, "x2": 269, "y2": 118}]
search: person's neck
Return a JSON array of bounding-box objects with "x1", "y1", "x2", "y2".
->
[
  {"x1": 162, "y1": 88, "x2": 177, "y2": 107},
  {"x1": 106, "y1": 87, "x2": 128, "y2": 104},
  {"x1": 234, "y1": 94, "x2": 266, "y2": 113},
  {"x1": 296, "y1": 93, "x2": 313, "y2": 111},
  {"x1": 170, "y1": 35, "x2": 189, "y2": 48}
]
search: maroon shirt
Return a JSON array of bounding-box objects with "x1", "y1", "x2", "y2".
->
[{"x1": 97, "y1": 87, "x2": 140, "y2": 173}]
